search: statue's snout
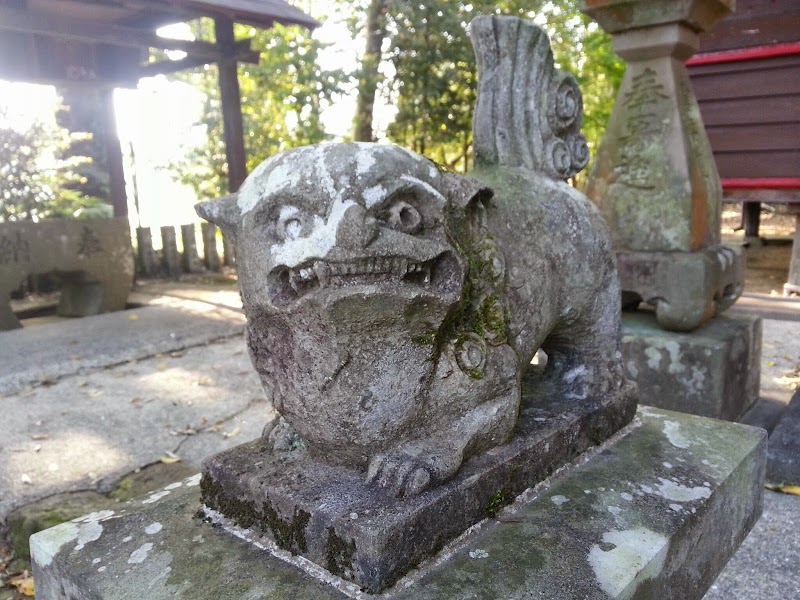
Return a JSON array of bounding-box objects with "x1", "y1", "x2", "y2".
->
[{"x1": 335, "y1": 203, "x2": 379, "y2": 251}]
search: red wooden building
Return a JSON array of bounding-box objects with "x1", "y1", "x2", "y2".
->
[{"x1": 687, "y1": 0, "x2": 800, "y2": 238}]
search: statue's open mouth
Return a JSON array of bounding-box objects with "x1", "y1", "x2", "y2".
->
[{"x1": 269, "y1": 252, "x2": 459, "y2": 307}]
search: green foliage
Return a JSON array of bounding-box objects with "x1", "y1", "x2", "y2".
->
[
  {"x1": 0, "y1": 114, "x2": 102, "y2": 223},
  {"x1": 170, "y1": 18, "x2": 348, "y2": 200},
  {"x1": 172, "y1": 2, "x2": 623, "y2": 195},
  {"x1": 381, "y1": 0, "x2": 624, "y2": 179}
]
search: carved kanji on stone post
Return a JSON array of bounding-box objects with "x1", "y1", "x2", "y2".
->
[{"x1": 582, "y1": 0, "x2": 744, "y2": 332}]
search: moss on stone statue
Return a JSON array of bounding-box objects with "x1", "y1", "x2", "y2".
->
[
  {"x1": 415, "y1": 199, "x2": 509, "y2": 380},
  {"x1": 324, "y1": 527, "x2": 356, "y2": 579}
]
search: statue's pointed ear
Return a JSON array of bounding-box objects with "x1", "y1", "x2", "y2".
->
[
  {"x1": 195, "y1": 194, "x2": 241, "y2": 243},
  {"x1": 442, "y1": 173, "x2": 494, "y2": 209}
]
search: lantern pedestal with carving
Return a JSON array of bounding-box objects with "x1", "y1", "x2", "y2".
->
[{"x1": 581, "y1": 0, "x2": 760, "y2": 420}]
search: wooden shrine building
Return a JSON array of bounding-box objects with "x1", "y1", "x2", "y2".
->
[{"x1": 0, "y1": 0, "x2": 319, "y2": 216}]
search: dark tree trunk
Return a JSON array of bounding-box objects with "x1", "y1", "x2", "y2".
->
[{"x1": 352, "y1": 0, "x2": 388, "y2": 142}]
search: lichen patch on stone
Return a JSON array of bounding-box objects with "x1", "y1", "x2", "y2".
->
[
  {"x1": 127, "y1": 542, "x2": 154, "y2": 565},
  {"x1": 144, "y1": 522, "x2": 163, "y2": 535},
  {"x1": 142, "y1": 490, "x2": 171, "y2": 505},
  {"x1": 588, "y1": 527, "x2": 669, "y2": 597},
  {"x1": 30, "y1": 522, "x2": 79, "y2": 567},
  {"x1": 269, "y1": 198, "x2": 355, "y2": 268},
  {"x1": 184, "y1": 474, "x2": 201, "y2": 487},
  {"x1": 662, "y1": 421, "x2": 691, "y2": 449},
  {"x1": 550, "y1": 495, "x2": 569, "y2": 506},
  {"x1": 74, "y1": 521, "x2": 104, "y2": 552},
  {"x1": 654, "y1": 478, "x2": 711, "y2": 503}
]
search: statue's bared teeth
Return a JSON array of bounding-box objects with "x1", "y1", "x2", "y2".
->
[
  {"x1": 288, "y1": 271, "x2": 301, "y2": 293},
  {"x1": 314, "y1": 262, "x2": 329, "y2": 287}
]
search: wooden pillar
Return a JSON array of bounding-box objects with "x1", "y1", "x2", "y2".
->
[
  {"x1": 100, "y1": 87, "x2": 129, "y2": 218},
  {"x1": 215, "y1": 17, "x2": 248, "y2": 193},
  {"x1": 215, "y1": 17, "x2": 246, "y2": 268},
  {"x1": 785, "y1": 212, "x2": 800, "y2": 295},
  {"x1": 743, "y1": 201, "x2": 761, "y2": 239}
]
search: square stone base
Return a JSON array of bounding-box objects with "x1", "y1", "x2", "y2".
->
[
  {"x1": 30, "y1": 407, "x2": 766, "y2": 600},
  {"x1": 621, "y1": 312, "x2": 761, "y2": 421},
  {"x1": 201, "y1": 377, "x2": 638, "y2": 593}
]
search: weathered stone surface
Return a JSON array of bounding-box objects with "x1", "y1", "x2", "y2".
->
[
  {"x1": 8, "y1": 491, "x2": 110, "y2": 562},
  {"x1": 6, "y1": 463, "x2": 199, "y2": 563},
  {"x1": 617, "y1": 246, "x2": 743, "y2": 332},
  {"x1": 621, "y1": 312, "x2": 761, "y2": 421},
  {"x1": 581, "y1": 0, "x2": 742, "y2": 332},
  {"x1": 196, "y1": 136, "x2": 631, "y2": 499},
  {"x1": 201, "y1": 372, "x2": 637, "y2": 593},
  {"x1": 31, "y1": 408, "x2": 766, "y2": 599},
  {"x1": 0, "y1": 218, "x2": 134, "y2": 330},
  {"x1": 766, "y1": 388, "x2": 800, "y2": 485}
]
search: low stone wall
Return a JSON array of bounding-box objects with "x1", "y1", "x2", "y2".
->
[{"x1": 0, "y1": 218, "x2": 134, "y2": 330}]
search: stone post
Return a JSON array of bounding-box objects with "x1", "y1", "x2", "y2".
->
[
  {"x1": 160, "y1": 226, "x2": 181, "y2": 277},
  {"x1": 221, "y1": 232, "x2": 236, "y2": 267},
  {"x1": 201, "y1": 222, "x2": 221, "y2": 272},
  {"x1": 135, "y1": 227, "x2": 156, "y2": 277},
  {"x1": 581, "y1": 0, "x2": 762, "y2": 421},
  {"x1": 784, "y1": 210, "x2": 800, "y2": 295},
  {"x1": 180, "y1": 224, "x2": 203, "y2": 274},
  {"x1": 582, "y1": 0, "x2": 743, "y2": 332}
]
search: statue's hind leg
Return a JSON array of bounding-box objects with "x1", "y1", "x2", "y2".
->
[{"x1": 536, "y1": 285, "x2": 628, "y2": 403}]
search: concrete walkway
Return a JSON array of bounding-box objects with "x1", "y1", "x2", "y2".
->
[{"x1": 0, "y1": 282, "x2": 798, "y2": 598}]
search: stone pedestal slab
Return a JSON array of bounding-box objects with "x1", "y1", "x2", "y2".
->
[
  {"x1": 618, "y1": 246, "x2": 743, "y2": 332},
  {"x1": 621, "y1": 312, "x2": 761, "y2": 420},
  {"x1": 201, "y1": 378, "x2": 638, "y2": 593},
  {"x1": 30, "y1": 407, "x2": 766, "y2": 600}
]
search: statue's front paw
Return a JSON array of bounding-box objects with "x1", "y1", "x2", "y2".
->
[{"x1": 366, "y1": 453, "x2": 432, "y2": 498}]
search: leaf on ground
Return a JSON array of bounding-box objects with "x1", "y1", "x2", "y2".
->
[
  {"x1": 223, "y1": 427, "x2": 241, "y2": 439},
  {"x1": 156, "y1": 363, "x2": 169, "y2": 371},
  {"x1": 159, "y1": 452, "x2": 182, "y2": 464},
  {"x1": 128, "y1": 314, "x2": 139, "y2": 321},
  {"x1": 130, "y1": 396, "x2": 142, "y2": 403},
  {"x1": 30, "y1": 434, "x2": 49, "y2": 441},
  {"x1": 767, "y1": 360, "x2": 775, "y2": 367},
  {"x1": 766, "y1": 483, "x2": 800, "y2": 496},
  {"x1": 9, "y1": 570, "x2": 34, "y2": 596}
]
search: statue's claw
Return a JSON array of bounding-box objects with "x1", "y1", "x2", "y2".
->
[{"x1": 366, "y1": 453, "x2": 433, "y2": 498}]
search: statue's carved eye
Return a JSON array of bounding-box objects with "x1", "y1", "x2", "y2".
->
[
  {"x1": 276, "y1": 208, "x2": 310, "y2": 241},
  {"x1": 385, "y1": 200, "x2": 422, "y2": 234}
]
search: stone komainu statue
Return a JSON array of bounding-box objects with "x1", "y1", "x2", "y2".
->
[{"x1": 196, "y1": 16, "x2": 633, "y2": 499}]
